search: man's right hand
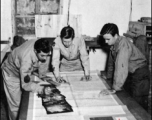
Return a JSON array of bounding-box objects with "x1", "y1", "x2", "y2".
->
[
  {"x1": 98, "y1": 89, "x2": 116, "y2": 97},
  {"x1": 33, "y1": 83, "x2": 44, "y2": 94},
  {"x1": 56, "y1": 76, "x2": 63, "y2": 83}
]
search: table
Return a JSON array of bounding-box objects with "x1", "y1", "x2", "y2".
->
[{"x1": 18, "y1": 71, "x2": 150, "y2": 120}]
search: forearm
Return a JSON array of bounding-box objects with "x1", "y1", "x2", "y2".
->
[
  {"x1": 81, "y1": 55, "x2": 90, "y2": 76},
  {"x1": 21, "y1": 74, "x2": 43, "y2": 93},
  {"x1": 52, "y1": 49, "x2": 60, "y2": 78},
  {"x1": 112, "y1": 61, "x2": 128, "y2": 91},
  {"x1": 52, "y1": 66, "x2": 60, "y2": 79},
  {"x1": 84, "y1": 66, "x2": 90, "y2": 76},
  {"x1": 22, "y1": 82, "x2": 40, "y2": 92}
]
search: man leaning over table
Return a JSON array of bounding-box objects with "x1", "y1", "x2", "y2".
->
[
  {"x1": 52, "y1": 26, "x2": 91, "y2": 83},
  {"x1": 99, "y1": 23, "x2": 150, "y2": 110},
  {"x1": 1, "y1": 38, "x2": 54, "y2": 120}
]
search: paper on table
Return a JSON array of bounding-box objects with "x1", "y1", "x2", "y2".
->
[
  {"x1": 115, "y1": 117, "x2": 128, "y2": 120},
  {"x1": 70, "y1": 81, "x2": 106, "y2": 92},
  {"x1": 78, "y1": 105, "x2": 126, "y2": 116}
]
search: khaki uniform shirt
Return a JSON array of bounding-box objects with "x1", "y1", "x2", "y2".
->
[
  {"x1": 1, "y1": 40, "x2": 40, "y2": 92},
  {"x1": 52, "y1": 37, "x2": 90, "y2": 77},
  {"x1": 111, "y1": 36, "x2": 147, "y2": 91}
]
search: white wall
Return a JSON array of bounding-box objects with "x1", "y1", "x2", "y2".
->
[
  {"x1": 1, "y1": 0, "x2": 151, "y2": 40},
  {"x1": 61, "y1": 0, "x2": 151, "y2": 71},
  {"x1": 1, "y1": 0, "x2": 13, "y2": 51},
  {"x1": 63, "y1": 0, "x2": 151, "y2": 37},
  {"x1": 63, "y1": 0, "x2": 131, "y2": 37},
  {"x1": 132, "y1": 0, "x2": 151, "y2": 21},
  {"x1": 1, "y1": 0, "x2": 151, "y2": 45},
  {"x1": 1, "y1": 0, "x2": 151, "y2": 70},
  {"x1": 62, "y1": 0, "x2": 130, "y2": 70}
]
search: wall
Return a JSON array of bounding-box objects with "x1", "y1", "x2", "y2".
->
[
  {"x1": 63, "y1": 0, "x2": 131, "y2": 70},
  {"x1": 1, "y1": 0, "x2": 151, "y2": 70},
  {"x1": 1, "y1": 0, "x2": 151, "y2": 43},
  {"x1": 62, "y1": 0, "x2": 151, "y2": 70},
  {"x1": 132, "y1": 0, "x2": 151, "y2": 21},
  {"x1": 63, "y1": 0, "x2": 130, "y2": 37},
  {"x1": 1, "y1": 0, "x2": 14, "y2": 51},
  {"x1": 62, "y1": 0, "x2": 151, "y2": 37}
]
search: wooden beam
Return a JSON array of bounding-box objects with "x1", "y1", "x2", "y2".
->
[
  {"x1": 0, "y1": 41, "x2": 10, "y2": 44},
  {"x1": 36, "y1": 0, "x2": 40, "y2": 14},
  {"x1": 59, "y1": 0, "x2": 63, "y2": 14}
]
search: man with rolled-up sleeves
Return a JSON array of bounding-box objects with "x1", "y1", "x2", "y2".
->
[{"x1": 1, "y1": 38, "x2": 54, "y2": 120}]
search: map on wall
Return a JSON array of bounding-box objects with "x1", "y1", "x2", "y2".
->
[
  {"x1": 40, "y1": 0, "x2": 61, "y2": 14},
  {"x1": 16, "y1": 17, "x2": 35, "y2": 35},
  {"x1": 35, "y1": 15, "x2": 82, "y2": 37},
  {"x1": 16, "y1": 0, "x2": 61, "y2": 15},
  {"x1": 16, "y1": 0, "x2": 61, "y2": 36},
  {"x1": 17, "y1": 0, "x2": 36, "y2": 15}
]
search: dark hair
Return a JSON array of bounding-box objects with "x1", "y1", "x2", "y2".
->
[
  {"x1": 60, "y1": 26, "x2": 75, "y2": 39},
  {"x1": 100, "y1": 23, "x2": 119, "y2": 37},
  {"x1": 11, "y1": 35, "x2": 26, "y2": 50},
  {"x1": 34, "y1": 38, "x2": 55, "y2": 53}
]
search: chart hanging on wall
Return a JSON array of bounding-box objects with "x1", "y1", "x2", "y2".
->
[
  {"x1": 16, "y1": 17, "x2": 35, "y2": 35},
  {"x1": 35, "y1": 15, "x2": 82, "y2": 37},
  {"x1": 16, "y1": 0, "x2": 36, "y2": 15},
  {"x1": 16, "y1": 0, "x2": 62, "y2": 37},
  {"x1": 16, "y1": 0, "x2": 61, "y2": 15},
  {"x1": 40, "y1": 0, "x2": 61, "y2": 14}
]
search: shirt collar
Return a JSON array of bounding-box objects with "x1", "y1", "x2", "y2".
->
[
  {"x1": 31, "y1": 47, "x2": 38, "y2": 64},
  {"x1": 68, "y1": 38, "x2": 75, "y2": 49},
  {"x1": 110, "y1": 36, "x2": 122, "y2": 52},
  {"x1": 70, "y1": 41, "x2": 75, "y2": 49}
]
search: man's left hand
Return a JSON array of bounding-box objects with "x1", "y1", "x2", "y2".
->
[
  {"x1": 80, "y1": 75, "x2": 92, "y2": 81},
  {"x1": 85, "y1": 75, "x2": 92, "y2": 81},
  {"x1": 98, "y1": 89, "x2": 116, "y2": 97}
]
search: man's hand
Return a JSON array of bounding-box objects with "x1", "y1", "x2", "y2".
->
[
  {"x1": 35, "y1": 84, "x2": 44, "y2": 94},
  {"x1": 43, "y1": 86, "x2": 52, "y2": 95},
  {"x1": 39, "y1": 74, "x2": 48, "y2": 79},
  {"x1": 80, "y1": 75, "x2": 92, "y2": 81},
  {"x1": 56, "y1": 76, "x2": 69, "y2": 84},
  {"x1": 56, "y1": 76, "x2": 63, "y2": 83},
  {"x1": 85, "y1": 75, "x2": 92, "y2": 81},
  {"x1": 98, "y1": 89, "x2": 116, "y2": 96},
  {"x1": 100, "y1": 71, "x2": 107, "y2": 80}
]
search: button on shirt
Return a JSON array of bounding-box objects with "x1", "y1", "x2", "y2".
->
[
  {"x1": 52, "y1": 37, "x2": 90, "y2": 77},
  {"x1": 111, "y1": 36, "x2": 147, "y2": 91}
]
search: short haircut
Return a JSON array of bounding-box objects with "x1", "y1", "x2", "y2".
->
[
  {"x1": 100, "y1": 23, "x2": 119, "y2": 37},
  {"x1": 60, "y1": 26, "x2": 75, "y2": 39},
  {"x1": 34, "y1": 38, "x2": 54, "y2": 53},
  {"x1": 11, "y1": 35, "x2": 26, "y2": 50}
]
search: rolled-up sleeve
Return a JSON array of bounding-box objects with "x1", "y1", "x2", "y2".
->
[
  {"x1": 79, "y1": 37, "x2": 90, "y2": 75},
  {"x1": 52, "y1": 40, "x2": 60, "y2": 78},
  {"x1": 112, "y1": 41, "x2": 131, "y2": 91}
]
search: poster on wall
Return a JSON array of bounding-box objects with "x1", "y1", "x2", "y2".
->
[
  {"x1": 40, "y1": 0, "x2": 61, "y2": 14},
  {"x1": 16, "y1": 0, "x2": 61, "y2": 15},
  {"x1": 35, "y1": 15, "x2": 82, "y2": 37},
  {"x1": 16, "y1": 0, "x2": 61, "y2": 37},
  {"x1": 17, "y1": 0, "x2": 36, "y2": 15},
  {"x1": 16, "y1": 17, "x2": 35, "y2": 35}
]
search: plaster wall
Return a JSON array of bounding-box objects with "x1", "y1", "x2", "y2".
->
[
  {"x1": 1, "y1": 0, "x2": 151, "y2": 70},
  {"x1": 1, "y1": 0, "x2": 13, "y2": 51}
]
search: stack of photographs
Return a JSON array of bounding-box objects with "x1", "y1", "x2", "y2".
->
[{"x1": 38, "y1": 85, "x2": 73, "y2": 114}]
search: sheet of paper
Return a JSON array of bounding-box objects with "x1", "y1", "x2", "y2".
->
[{"x1": 28, "y1": 71, "x2": 135, "y2": 120}]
